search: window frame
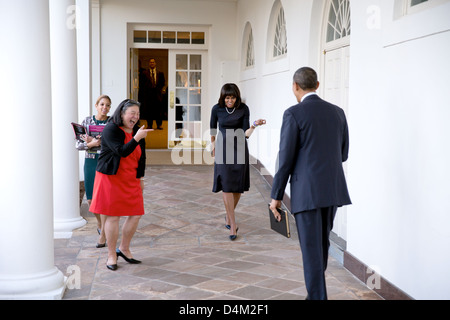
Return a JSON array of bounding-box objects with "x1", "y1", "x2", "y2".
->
[
  {"x1": 396, "y1": 0, "x2": 449, "y2": 16},
  {"x1": 242, "y1": 22, "x2": 255, "y2": 70},
  {"x1": 266, "y1": 0, "x2": 288, "y2": 63},
  {"x1": 325, "y1": 0, "x2": 351, "y2": 45}
]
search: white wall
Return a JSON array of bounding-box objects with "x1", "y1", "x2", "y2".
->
[
  {"x1": 347, "y1": 1, "x2": 450, "y2": 300},
  {"x1": 236, "y1": 0, "x2": 319, "y2": 179}
]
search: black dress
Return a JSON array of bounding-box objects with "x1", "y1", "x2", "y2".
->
[{"x1": 210, "y1": 103, "x2": 250, "y2": 193}]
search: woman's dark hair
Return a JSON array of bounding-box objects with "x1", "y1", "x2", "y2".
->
[
  {"x1": 110, "y1": 99, "x2": 141, "y2": 126},
  {"x1": 218, "y1": 83, "x2": 242, "y2": 108}
]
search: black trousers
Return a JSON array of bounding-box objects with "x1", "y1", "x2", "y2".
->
[{"x1": 294, "y1": 206, "x2": 337, "y2": 300}]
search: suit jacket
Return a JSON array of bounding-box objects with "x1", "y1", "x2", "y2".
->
[
  {"x1": 139, "y1": 68, "x2": 165, "y2": 100},
  {"x1": 271, "y1": 94, "x2": 351, "y2": 214}
]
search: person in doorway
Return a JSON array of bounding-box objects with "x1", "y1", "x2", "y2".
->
[
  {"x1": 76, "y1": 94, "x2": 111, "y2": 248},
  {"x1": 90, "y1": 99, "x2": 153, "y2": 271},
  {"x1": 210, "y1": 83, "x2": 266, "y2": 240},
  {"x1": 138, "y1": 58, "x2": 166, "y2": 130},
  {"x1": 269, "y1": 67, "x2": 351, "y2": 300}
]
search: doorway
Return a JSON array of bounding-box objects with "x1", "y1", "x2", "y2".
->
[
  {"x1": 128, "y1": 24, "x2": 210, "y2": 151},
  {"x1": 321, "y1": 0, "x2": 351, "y2": 241},
  {"x1": 131, "y1": 49, "x2": 168, "y2": 149}
]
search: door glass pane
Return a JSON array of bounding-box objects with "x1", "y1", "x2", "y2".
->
[
  {"x1": 176, "y1": 106, "x2": 187, "y2": 121},
  {"x1": 175, "y1": 123, "x2": 186, "y2": 138},
  {"x1": 190, "y1": 55, "x2": 202, "y2": 70},
  {"x1": 189, "y1": 89, "x2": 201, "y2": 104},
  {"x1": 163, "y1": 31, "x2": 176, "y2": 43},
  {"x1": 176, "y1": 89, "x2": 188, "y2": 104},
  {"x1": 171, "y1": 53, "x2": 203, "y2": 147},
  {"x1": 148, "y1": 31, "x2": 161, "y2": 43},
  {"x1": 176, "y1": 72, "x2": 188, "y2": 87},
  {"x1": 189, "y1": 106, "x2": 201, "y2": 121},
  {"x1": 175, "y1": 123, "x2": 195, "y2": 138},
  {"x1": 176, "y1": 54, "x2": 188, "y2": 69},
  {"x1": 192, "y1": 32, "x2": 205, "y2": 44},
  {"x1": 133, "y1": 30, "x2": 146, "y2": 43},
  {"x1": 191, "y1": 123, "x2": 202, "y2": 139},
  {"x1": 189, "y1": 72, "x2": 201, "y2": 87},
  {"x1": 177, "y1": 32, "x2": 190, "y2": 44}
]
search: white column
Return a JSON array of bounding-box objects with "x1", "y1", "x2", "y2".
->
[
  {"x1": 91, "y1": 0, "x2": 101, "y2": 109},
  {"x1": 0, "y1": 0, "x2": 66, "y2": 299},
  {"x1": 49, "y1": 0, "x2": 86, "y2": 238},
  {"x1": 76, "y1": 0, "x2": 92, "y2": 181}
]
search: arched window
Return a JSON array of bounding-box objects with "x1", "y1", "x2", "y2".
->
[
  {"x1": 268, "y1": 1, "x2": 287, "y2": 60},
  {"x1": 242, "y1": 22, "x2": 255, "y2": 69},
  {"x1": 326, "y1": 0, "x2": 351, "y2": 43}
]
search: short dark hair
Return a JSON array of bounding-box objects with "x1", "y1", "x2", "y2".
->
[
  {"x1": 293, "y1": 67, "x2": 318, "y2": 90},
  {"x1": 218, "y1": 83, "x2": 242, "y2": 108},
  {"x1": 110, "y1": 99, "x2": 141, "y2": 126}
]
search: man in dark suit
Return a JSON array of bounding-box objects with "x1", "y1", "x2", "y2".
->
[
  {"x1": 138, "y1": 58, "x2": 166, "y2": 129},
  {"x1": 270, "y1": 67, "x2": 351, "y2": 300}
]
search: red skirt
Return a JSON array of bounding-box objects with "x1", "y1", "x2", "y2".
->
[{"x1": 90, "y1": 131, "x2": 144, "y2": 216}]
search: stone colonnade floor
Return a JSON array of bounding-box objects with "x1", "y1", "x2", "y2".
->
[{"x1": 55, "y1": 164, "x2": 381, "y2": 300}]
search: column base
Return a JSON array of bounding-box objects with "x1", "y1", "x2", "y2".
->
[
  {"x1": 0, "y1": 267, "x2": 66, "y2": 300},
  {"x1": 54, "y1": 217, "x2": 87, "y2": 239}
]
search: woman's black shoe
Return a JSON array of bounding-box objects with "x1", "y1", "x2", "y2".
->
[
  {"x1": 225, "y1": 217, "x2": 231, "y2": 230},
  {"x1": 96, "y1": 242, "x2": 106, "y2": 248},
  {"x1": 106, "y1": 263, "x2": 118, "y2": 271},
  {"x1": 106, "y1": 258, "x2": 117, "y2": 271},
  {"x1": 116, "y1": 249, "x2": 141, "y2": 264},
  {"x1": 229, "y1": 227, "x2": 239, "y2": 241}
]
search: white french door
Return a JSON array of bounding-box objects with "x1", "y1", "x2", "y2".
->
[
  {"x1": 323, "y1": 45, "x2": 350, "y2": 241},
  {"x1": 168, "y1": 50, "x2": 207, "y2": 149},
  {"x1": 322, "y1": 0, "x2": 351, "y2": 242},
  {"x1": 130, "y1": 48, "x2": 139, "y2": 101}
]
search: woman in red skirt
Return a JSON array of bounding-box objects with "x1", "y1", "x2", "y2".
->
[{"x1": 90, "y1": 99, "x2": 153, "y2": 271}]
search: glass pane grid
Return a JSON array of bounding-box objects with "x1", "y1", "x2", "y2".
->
[
  {"x1": 273, "y1": 7, "x2": 287, "y2": 58},
  {"x1": 163, "y1": 31, "x2": 176, "y2": 44},
  {"x1": 148, "y1": 31, "x2": 161, "y2": 43},
  {"x1": 174, "y1": 54, "x2": 202, "y2": 142},
  {"x1": 134, "y1": 30, "x2": 205, "y2": 45},
  {"x1": 177, "y1": 31, "x2": 191, "y2": 44},
  {"x1": 246, "y1": 29, "x2": 255, "y2": 68},
  {"x1": 326, "y1": 0, "x2": 351, "y2": 43},
  {"x1": 133, "y1": 30, "x2": 147, "y2": 43}
]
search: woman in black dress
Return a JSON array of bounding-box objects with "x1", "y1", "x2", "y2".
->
[{"x1": 210, "y1": 84, "x2": 266, "y2": 240}]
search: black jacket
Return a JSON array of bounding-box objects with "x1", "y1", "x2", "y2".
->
[
  {"x1": 271, "y1": 95, "x2": 351, "y2": 213},
  {"x1": 96, "y1": 122, "x2": 146, "y2": 178}
]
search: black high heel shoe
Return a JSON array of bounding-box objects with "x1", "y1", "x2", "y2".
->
[
  {"x1": 96, "y1": 242, "x2": 106, "y2": 248},
  {"x1": 225, "y1": 217, "x2": 231, "y2": 230},
  {"x1": 116, "y1": 249, "x2": 141, "y2": 264},
  {"x1": 229, "y1": 227, "x2": 239, "y2": 241},
  {"x1": 106, "y1": 258, "x2": 117, "y2": 271}
]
